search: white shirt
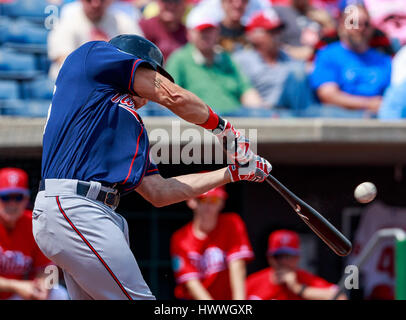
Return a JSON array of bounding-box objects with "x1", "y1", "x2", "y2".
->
[
  {"x1": 48, "y1": 1, "x2": 143, "y2": 80},
  {"x1": 391, "y1": 45, "x2": 406, "y2": 86}
]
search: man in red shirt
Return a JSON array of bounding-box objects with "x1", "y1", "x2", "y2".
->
[
  {"x1": 246, "y1": 229, "x2": 346, "y2": 300},
  {"x1": 139, "y1": 0, "x2": 188, "y2": 60},
  {"x1": 170, "y1": 186, "x2": 254, "y2": 300},
  {"x1": 0, "y1": 168, "x2": 68, "y2": 300}
]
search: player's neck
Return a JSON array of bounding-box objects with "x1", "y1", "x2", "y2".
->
[
  {"x1": 192, "y1": 219, "x2": 217, "y2": 239},
  {"x1": 192, "y1": 223, "x2": 208, "y2": 240}
]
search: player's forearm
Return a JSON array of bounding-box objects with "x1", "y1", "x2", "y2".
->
[
  {"x1": 136, "y1": 168, "x2": 232, "y2": 207},
  {"x1": 133, "y1": 68, "x2": 210, "y2": 125},
  {"x1": 0, "y1": 277, "x2": 17, "y2": 293},
  {"x1": 185, "y1": 279, "x2": 213, "y2": 300},
  {"x1": 289, "y1": 282, "x2": 345, "y2": 300},
  {"x1": 229, "y1": 259, "x2": 247, "y2": 300},
  {"x1": 302, "y1": 286, "x2": 347, "y2": 300},
  {"x1": 160, "y1": 85, "x2": 212, "y2": 125}
]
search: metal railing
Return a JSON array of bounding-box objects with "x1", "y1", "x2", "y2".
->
[{"x1": 334, "y1": 228, "x2": 406, "y2": 300}]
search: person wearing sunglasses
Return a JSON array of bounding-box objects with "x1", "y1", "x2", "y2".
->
[
  {"x1": 170, "y1": 186, "x2": 254, "y2": 300},
  {"x1": 0, "y1": 168, "x2": 67, "y2": 300}
]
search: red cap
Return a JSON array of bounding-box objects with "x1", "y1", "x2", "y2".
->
[
  {"x1": 197, "y1": 186, "x2": 228, "y2": 200},
  {"x1": 0, "y1": 168, "x2": 30, "y2": 196},
  {"x1": 246, "y1": 10, "x2": 284, "y2": 33},
  {"x1": 267, "y1": 229, "x2": 300, "y2": 256}
]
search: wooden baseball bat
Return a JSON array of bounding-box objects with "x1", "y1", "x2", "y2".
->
[{"x1": 266, "y1": 174, "x2": 352, "y2": 256}]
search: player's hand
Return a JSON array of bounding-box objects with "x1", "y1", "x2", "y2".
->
[
  {"x1": 33, "y1": 278, "x2": 50, "y2": 300},
  {"x1": 274, "y1": 269, "x2": 297, "y2": 287},
  {"x1": 10, "y1": 280, "x2": 43, "y2": 300},
  {"x1": 227, "y1": 154, "x2": 272, "y2": 182},
  {"x1": 213, "y1": 119, "x2": 253, "y2": 165}
]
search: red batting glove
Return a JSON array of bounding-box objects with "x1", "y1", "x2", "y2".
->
[
  {"x1": 228, "y1": 155, "x2": 272, "y2": 182},
  {"x1": 213, "y1": 119, "x2": 253, "y2": 165}
]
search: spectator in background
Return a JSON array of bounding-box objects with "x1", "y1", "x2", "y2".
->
[
  {"x1": 0, "y1": 168, "x2": 68, "y2": 300},
  {"x1": 170, "y1": 187, "x2": 254, "y2": 300},
  {"x1": 139, "y1": 0, "x2": 187, "y2": 60},
  {"x1": 218, "y1": 0, "x2": 250, "y2": 52},
  {"x1": 166, "y1": 8, "x2": 264, "y2": 114},
  {"x1": 233, "y1": 10, "x2": 315, "y2": 112},
  {"x1": 378, "y1": 45, "x2": 406, "y2": 119},
  {"x1": 314, "y1": 0, "x2": 396, "y2": 57},
  {"x1": 273, "y1": 0, "x2": 337, "y2": 61},
  {"x1": 246, "y1": 230, "x2": 346, "y2": 300},
  {"x1": 188, "y1": 0, "x2": 272, "y2": 53},
  {"x1": 110, "y1": 0, "x2": 143, "y2": 21},
  {"x1": 48, "y1": 0, "x2": 143, "y2": 80},
  {"x1": 310, "y1": 4, "x2": 391, "y2": 117}
]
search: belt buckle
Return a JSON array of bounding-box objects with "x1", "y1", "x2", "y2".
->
[{"x1": 104, "y1": 189, "x2": 120, "y2": 209}]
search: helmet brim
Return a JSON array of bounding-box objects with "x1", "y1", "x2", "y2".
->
[{"x1": 155, "y1": 64, "x2": 174, "y2": 83}]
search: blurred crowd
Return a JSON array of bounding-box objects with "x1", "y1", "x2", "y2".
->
[{"x1": 0, "y1": 0, "x2": 406, "y2": 118}]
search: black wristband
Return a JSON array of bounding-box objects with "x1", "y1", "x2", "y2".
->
[{"x1": 212, "y1": 116, "x2": 226, "y2": 135}]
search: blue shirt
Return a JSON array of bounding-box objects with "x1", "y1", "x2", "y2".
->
[
  {"x1": 379, "y1": 82, "x2": 406, "y2": 119},
  {"x1": 42, "y1": 41, "x2": 159, "y2": 193},
  {"x1": 311, "y1": 42, "x2": 391, "y2": 96}
]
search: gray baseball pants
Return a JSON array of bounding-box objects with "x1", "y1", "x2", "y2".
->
[{"x1": 32, "y1": 179, "x2": 155, "y2": 300}]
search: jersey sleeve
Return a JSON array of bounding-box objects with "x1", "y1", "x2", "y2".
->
[
  {"x1": 170, "y1": 232, "x2": 200, "y2": 284},
  {"x1": 224, "y1": 214, "x2": 254, "y2": 263},
  {"x1": 85, "y1": 42, "x2": 152, "y2": 95},
  {"x1": 144, "y1": 156, "x2": 159, "y2": 177}
]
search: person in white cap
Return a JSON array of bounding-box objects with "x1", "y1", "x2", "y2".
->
[
  {"x1": 165, "y1": 7, "x2": 264, "y2": 115},
  {"x1": 232, "y1": 10, "x2": 315, "y2": 112}
]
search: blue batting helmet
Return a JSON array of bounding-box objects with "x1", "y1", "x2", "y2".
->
[{"x1": 109, "y1": 34, "x2": 174, "y2": 82}]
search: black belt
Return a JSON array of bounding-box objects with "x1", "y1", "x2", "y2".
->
[{"x1": 39, "y1": 180, "x2": 120, "y2": 209}]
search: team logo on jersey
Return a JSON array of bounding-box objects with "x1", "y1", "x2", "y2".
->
[
  {"x1": 188, "y1": 247, "x2": 226, "y2": 277},
  {"x1": 111, "y1": 93, "x2": 136, "y2": 109},
  {"x1": 112, "y1": 93, "x2": 144, "y2": 125},
  {"x1": 0, "y1": 247, "x2": 33, "y2": 275}
]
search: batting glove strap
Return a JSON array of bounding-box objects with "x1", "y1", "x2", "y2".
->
[
  {"x1": 228, "y1": 155, "x2": 272, "y2": 182},
  {"x1": 213, "y1": 119, "x2": 253, "y2": 165}
]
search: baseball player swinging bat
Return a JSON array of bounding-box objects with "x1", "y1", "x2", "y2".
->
[
  {"x1": 221, "y1": 130, "x2": 351, "y2": 257},
  {"x1": 265, "y1": 174, "x2": 352, "y2": 256}
]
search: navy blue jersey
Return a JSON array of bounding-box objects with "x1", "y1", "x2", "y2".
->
[{"x1": 42, "y1": 41, "x2": 159, "y2": 193}]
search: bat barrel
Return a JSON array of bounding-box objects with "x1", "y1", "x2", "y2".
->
[{"x1": 266, "y1": 175, "x2": 352, "y2": 257}]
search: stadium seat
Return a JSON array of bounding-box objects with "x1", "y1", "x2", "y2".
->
[
  {"x1": 21, "y1": 76, "x2": 54, "y2": 100},
  {"x1": 0, "y1": 80, "x2": 19, "y2": 100},
  {"x1": 1, "y1": 0, "x2": 51, "y2": 20},
  {"x1": 1, "y1": 19, "x2": 48, "y2": 45},
  {"x1": 1, "y1": 99, "x2": 51, "y2": 117},
  {"x1": 0, "y1": 49, "x2": 36, "y2": 72}
]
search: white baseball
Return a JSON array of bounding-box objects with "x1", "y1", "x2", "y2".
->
[{"x1": 354, "y1": 182, "x2": 377, "y2": 204}]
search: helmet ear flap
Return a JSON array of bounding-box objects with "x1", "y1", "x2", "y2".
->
[{"x1": 108, "y1": 34, "x2": 174, "y2": 83}]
